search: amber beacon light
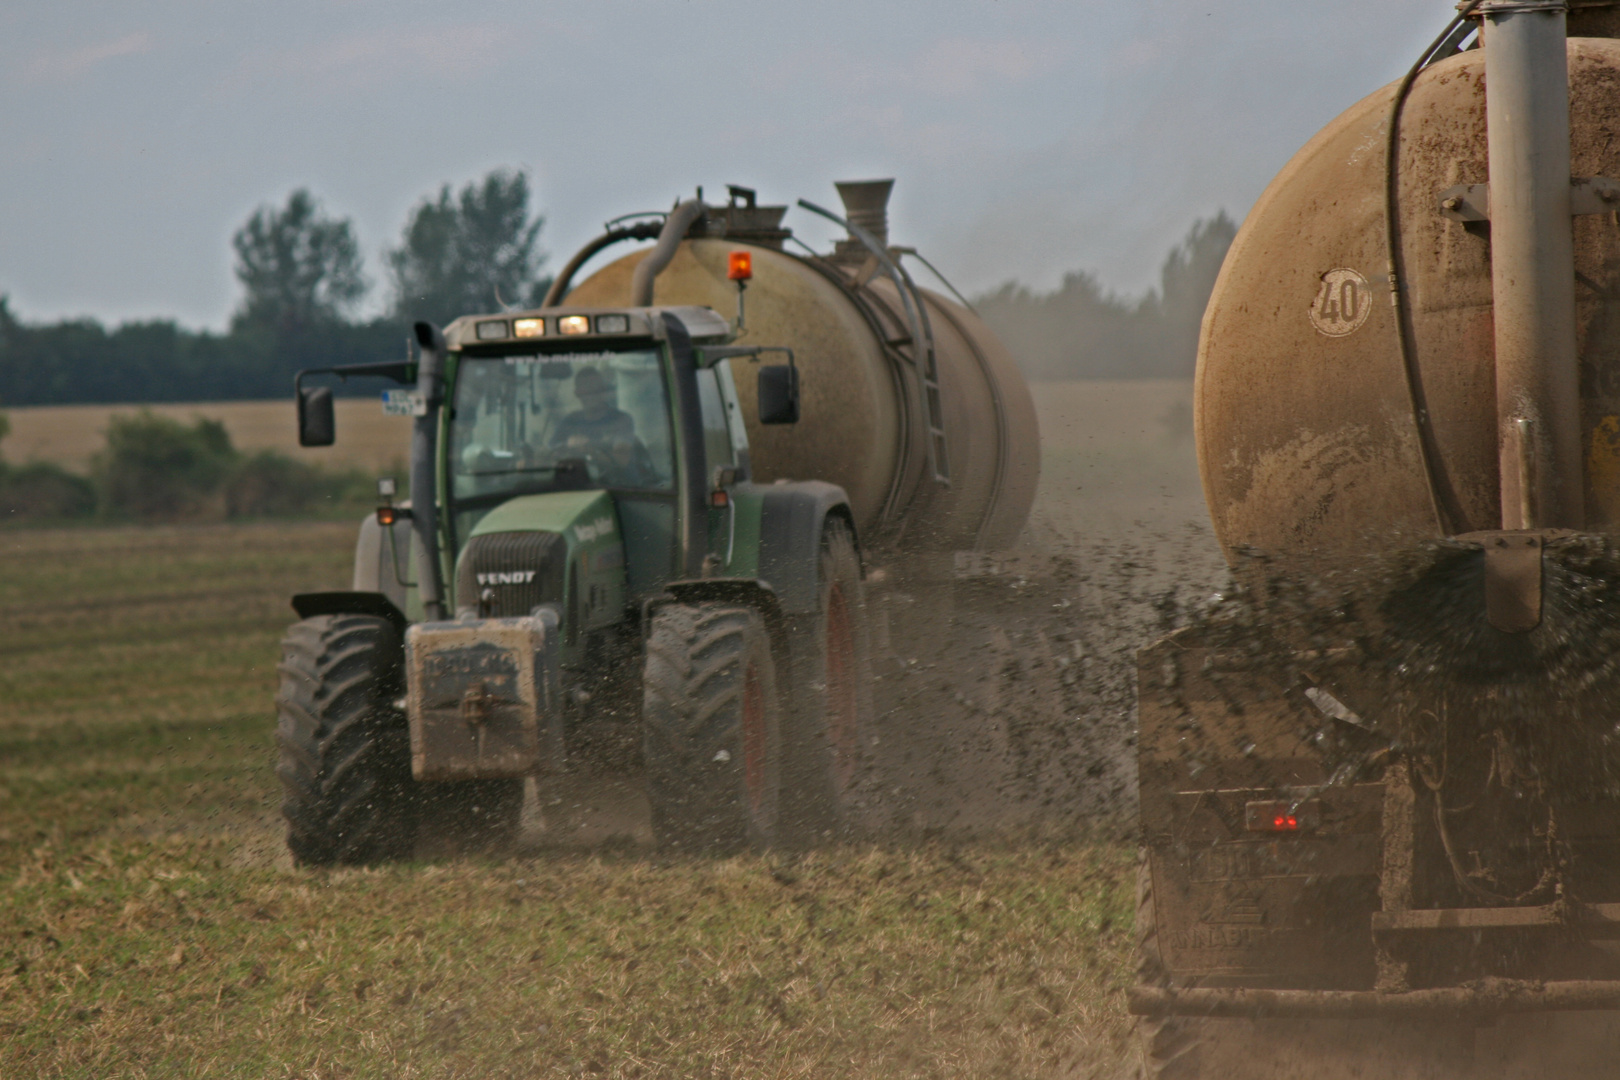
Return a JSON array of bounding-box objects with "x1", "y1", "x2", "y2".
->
[{"x1": 727, "y1": 250, "x2": 753, "y2": 281}]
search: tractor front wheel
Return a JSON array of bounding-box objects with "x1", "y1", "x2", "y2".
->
[
  {"x1": 275, "y1": 614, "x2": 417, "y2": 866},
  {"x1": 642, "y1": 603, "x2": 783, "y2": 852}
]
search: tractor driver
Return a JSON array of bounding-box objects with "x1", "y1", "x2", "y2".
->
[{"x1": 552, "y1": 366, "x2": 651, "y2": 484}]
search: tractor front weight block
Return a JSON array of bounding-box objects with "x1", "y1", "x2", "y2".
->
[{"x1": 404, "y1": 615, "x2": 564, "y2": 781}]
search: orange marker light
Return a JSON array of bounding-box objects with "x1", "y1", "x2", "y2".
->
[
  {"x1": 377, "y1": 506, "x2": 399, "y2": 527},
  {"x1": 728, "y1": 250, "x2": 753, "y2": 281}
]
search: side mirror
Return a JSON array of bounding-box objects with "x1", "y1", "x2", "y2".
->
[
  {"x1": 757, "y1": 365, "x2": 800, "y2": 425},
  {"x1": 298, "y1": 386, "x2": 335, "y2": 446}
]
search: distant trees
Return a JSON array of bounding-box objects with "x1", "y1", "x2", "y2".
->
[
  {"x1": 976, "y1": 212, "x2": 1237, "y2": 380},
  {"x1": 0, "y1": 177, "x2": 1230, "y2": 407},
  {"x1": 231, "y1": 189, "x2": 368, "y2": 334},
  {"x1": 0, "y1": 168, "x2": 551, "y2": 406},
  {"x1": 387, "y1": 169, "x2": 549, "y2": 327}
]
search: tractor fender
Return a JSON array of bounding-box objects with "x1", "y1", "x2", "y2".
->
[
  {"x1": 652, "y1": 578, "x2": 785, "y2": 627},
  {"x1": 352, "y1": 511, "x2": 413, "y2": 615},
  {"x1": 748, "y1": 480, "x2": 857, "y2": 615},
  {"x1": 291, "y1": 591, "x2": 408, "y2": 635}
]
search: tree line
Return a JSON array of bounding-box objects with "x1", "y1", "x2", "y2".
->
[
  {"x1": 974, "y1": 212, "x2": 1237, "y2": 380},
  {"x1": 0, "y1": 174, "x2": 1234, "y2": 406},
  {"x1": 0, "y1": 169, "x2": 550, "y2": 406}
]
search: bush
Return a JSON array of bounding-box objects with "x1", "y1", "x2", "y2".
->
[
  {"x1": 92, "y1": 412, "x2": 238, "y2": 521},
  {"x1": 0, "y1": 462, "x2": 96, "y2": 522},
  {"x1": 225, "y1": 450, "x2": 371, "y2": 518},
  {"x1": 0, "y1": 407, "x2": 375, "y2": 526}
]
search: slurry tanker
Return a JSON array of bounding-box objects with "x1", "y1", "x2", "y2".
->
[{"x1": 275, "y1": 180, "x2": 1038, "y2": 859}]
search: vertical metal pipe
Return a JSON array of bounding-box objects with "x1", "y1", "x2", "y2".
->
[
  {"x1": 411, "y1": 321, "x2": 448, "y2": 621},
  {"x1": 1482, "y1": 1, "x2": 1583, "y2": 529}
]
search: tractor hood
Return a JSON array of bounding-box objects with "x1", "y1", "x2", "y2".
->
[
  {"x1": 454, "y1": 490, "x2": 627, "y2": 633},
  {"x1": 470, "y1": 489, "x2": 619, "y2": 544}
]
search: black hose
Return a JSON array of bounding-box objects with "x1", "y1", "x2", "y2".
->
[
  {"x1": 1385, "y1": 1, "x2": 1484, "y2": 536},
  {"x1": 541, "y1": 220, "x2": 664, "y2": 308}
]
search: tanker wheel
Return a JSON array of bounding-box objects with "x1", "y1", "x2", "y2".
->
[
  {"x1": 784, "y1": 517, "x2": 877, "y2": 842},
  {"x1": 417, "y1": 778, "x2": 526, "y2": 854},
  {"x1": 275, "y1": 614, "x2": 417, "y2": 866},
  {"x1": 642, "y1": 602, "x2": 782, "y2": 852}
]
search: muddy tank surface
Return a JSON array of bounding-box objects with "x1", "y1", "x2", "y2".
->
[{"x1": 1197, "y1": 35, "x2": 1620, "y2": 562}]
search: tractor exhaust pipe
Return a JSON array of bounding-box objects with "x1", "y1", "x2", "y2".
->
[
  {"x1": 1483, "y1": 0, "x2": 1583, "y2": 529},
  {"x1": 412, "y1": 321, "x2": 449, "y2": 622}
]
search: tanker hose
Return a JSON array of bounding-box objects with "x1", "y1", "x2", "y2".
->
[
  {"x1": 541, "y1": 220, "x2": 664, "y2": 308},
  {"x1": 630, "y1": 199, "x2": 706, "y2": 307},
  {"x1": 1384, "y1": 1, "x2": 1483, "y2": 536}
]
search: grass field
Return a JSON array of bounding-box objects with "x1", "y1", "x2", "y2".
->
[{"x1": 0, "y1": 523, "x2": 1138, "y2": 1078}]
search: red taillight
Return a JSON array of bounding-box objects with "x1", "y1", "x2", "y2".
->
[
  {"x1": 710, "y1": 489, "x2": 730, "y2": 507},
  {"x1": 728, "y1": 250, "x2": 753, "y2": 281},
  {"x1": 377, "y1": 506, "x2": 398, "y2": 526},
  {"x1": 1246, "y1": 798, "x2": 1319, "y2": 833}
]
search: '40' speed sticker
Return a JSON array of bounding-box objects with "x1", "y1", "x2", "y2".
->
[{"x1": 1310, "y1": 268, "x2": 1372, "y2": 337}]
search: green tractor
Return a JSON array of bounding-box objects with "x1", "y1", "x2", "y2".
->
[{"x1": 277, "y1": 296, "x2": 871, "y2": 862}]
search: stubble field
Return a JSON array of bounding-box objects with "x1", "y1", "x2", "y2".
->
[{"x1": 0, "y1": 381, "x2": 1213, "y2": 1078}]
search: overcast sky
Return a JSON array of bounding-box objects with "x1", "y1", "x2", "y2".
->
[{"x1": 1, "y1": 1, "x2": 1449, "y2": 330}]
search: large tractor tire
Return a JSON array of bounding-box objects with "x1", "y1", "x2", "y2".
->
[
  {"x1": 275, "y1": 615, "x2": 417, "y2": 865},
  {"x1": 784, "y1": 517, "x2": 877, "y2": 841},
  {"x1": 642, "y1": 603, "x2": 783, "y2": 852}
]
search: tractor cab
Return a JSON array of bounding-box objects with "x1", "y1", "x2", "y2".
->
[{"x1": 436, "y1": 306, "x2": 744, "y2": 628}]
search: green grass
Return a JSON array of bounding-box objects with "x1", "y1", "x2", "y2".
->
[{"x1": 0, "y1": 522, "x2": 1136, "y2": 1078}]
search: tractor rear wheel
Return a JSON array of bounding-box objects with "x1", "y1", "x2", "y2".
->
[
  {"x1": 275, "y1": 614, "x2": 416, "y2": 866},
  {"x1": 642, "y1": 603, "x2": 783, "y2": 852},
  {"x1": 785, "y1": 517, "x2": 877, "y2": 840}
]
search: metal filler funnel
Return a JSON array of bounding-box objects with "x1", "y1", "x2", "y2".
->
[{"x1": 834, "y1": 179, "x2": 895, "y2": 249}]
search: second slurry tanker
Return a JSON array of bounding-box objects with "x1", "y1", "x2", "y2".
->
[
  {"x1": 1133, "y1": 2, "x2": 1620, "y2": 1077},
  {"x1": 275, "y1": 180, "x2": 1038, "y2": 860}
]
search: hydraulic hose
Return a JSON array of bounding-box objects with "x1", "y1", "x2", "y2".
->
[
  {"x1": 1385, "y1": 1, "x2": 1484, "y2": 535},
  {"x1": 541, "y1": 220, "x2": 664, "y2": 308}
]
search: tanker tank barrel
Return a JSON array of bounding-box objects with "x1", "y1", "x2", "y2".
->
[
  {"x1": 1482, "y1": 0, "x2": 1584, "y2": 529},
  {"x1": 558, "y1": 180, "x2": 1041, "y2": 553}
]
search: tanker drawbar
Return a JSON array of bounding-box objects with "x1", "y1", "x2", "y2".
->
[{"x1": 1133, "y1": 3, "x2": 1620, "y2": 1076}]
